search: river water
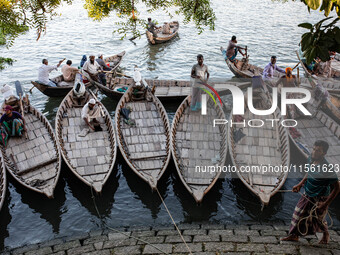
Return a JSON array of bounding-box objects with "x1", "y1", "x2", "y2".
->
[{"x1": 1, "y1": 0, "x2": 340, "y2": 250}]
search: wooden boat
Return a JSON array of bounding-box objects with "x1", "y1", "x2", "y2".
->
[
  {"x1": 171, "y1": 96, "x2": 228, "y2": 203},
  {"x1": 296, "y1": 51, "x2": 340, "y2": 93},
  {"x1": 94, "y1": 76, "x2": 251, "y2": 102},
  {"x1": 55, "y1": 89, "x2": 117, "y2": 193},
  {"x1": 296, "y1": 52, "x2": 340, "y2": 123},
  {"x1": 146, "y1": 21, "x2": 179, "y2": 44},
  {"x1": 115, "y1": 85, "x2": 171, "y2": 189},
  {"x1": 285, "y1": 89, "x2": 340, "y2": 180},
  {"x1": 228, "y1": 89, "x2": 290, "y2": 205},
  {"x1": 0, "y1": 152, "x2": 6, "y2": 211},
  {"x1": 0, "y1": 96, "x2": 61, "y2": 198},
  {"x1": 31, "y1": 51, "x2": 126, "y2": 97}
]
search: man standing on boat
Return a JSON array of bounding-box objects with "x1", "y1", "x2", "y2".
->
[
  {"x1": 38, "y1": 58, "x2": 64, "y2": 87},
  {"x1": 281, "y1": 140, "x2": 339, "y2": 244},
  {"x1": 190, "y1": 54, "x2": 209, "y2": 111},
  {"x1": 226, "y1": 36, "x2": 246, "y2": 65},
  {"x1": 82, "y1": 54, "x2": 106, "y2": 85},
  {"x1": 262, "y1": 56, "x2": 285, "y2": 85}
]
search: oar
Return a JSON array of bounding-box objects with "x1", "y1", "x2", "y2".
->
[
  {"x1": 292, "y1": 62, "x2": 300, "y2": 70},
  {"x1": 15, "y1": 81, "x2": 28, "y2": 139},
  {"x1": 29, "y1": 83, "x2": 36, "y2": 93},
  {"x1": 129, "y1": 32, "x2": 146, "y2": 41},
  {"x1": 116, "y1": 72, "x2": 132, "y2": 78}
]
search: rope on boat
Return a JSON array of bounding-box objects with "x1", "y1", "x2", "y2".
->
[
  {"x1": 277, "y1": 190, "x2": 333, "y2": 235},
  {"x1": 90, "y1": 187, "x2": 170, "y2": 255},
  {"x1": 154, "y1": 183, "x2": 193, "y2": 255}
]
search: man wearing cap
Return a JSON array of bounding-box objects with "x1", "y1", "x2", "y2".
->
[
  {"x1": 96, "y1": 54, "x2": 111, "y2": 71},
  {"x1": 38, "y1": 58, "x2": 64, "y2": 87},
  {"x1": 81, "y1": 98, "x2": 102, "y2": 131},
  {"x1": 82, "y1": 54, "x2": 106, "y2": 85},
  {"x1": 0, "y1": 105, "x2": 26, "y2": 140}
]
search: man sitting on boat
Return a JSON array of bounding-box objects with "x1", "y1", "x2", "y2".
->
[
  {"x1": 38, "y1": 58, "x2": 64, "y2": 87},
  {"x1": 281, "y1": 140, "x2": 339, "y2": 244},
  {"x1": 61, "y1": 60, "x2": 79, "y2": 82},
  {"x1": 81, "y1": 98, "x2": 102, "y2": 132},
  {"x1": 82, "y1": 54, "x2": 106, "y2": 85},
  {"x1": 226, "y1": 36, "x2": 246, "y2": 65},
  {"x1": 262, "y1": 56, "x2": 285, "y2": 85},
  {"x1": 0, "y1": 105, "x2": 27, "y2": 145},
  {"x1": 147, "y1": 18, "x2": 160, "y2": 37},
  {"x1": 96, "y1": 54, "x2": 111, "y2": 71},
  {"x1": 190, "y1": 54, "x2": 209, "y2": 111}
]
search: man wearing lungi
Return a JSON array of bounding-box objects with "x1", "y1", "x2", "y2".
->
[
  {"x1": 190, "y1": 54, "x2": 209, "y2": 111},
  {"x1": 282, "y1": 140, "x2": 339, "y2": 244}
]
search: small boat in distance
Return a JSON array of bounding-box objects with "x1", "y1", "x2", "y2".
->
[{"x1": 146, "y1": 21, "x2": 179, "y2": 44}]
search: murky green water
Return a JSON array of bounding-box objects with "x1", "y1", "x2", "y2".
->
[{"x1": 1, "y1": 0, "x2": 339, "y2": 251}]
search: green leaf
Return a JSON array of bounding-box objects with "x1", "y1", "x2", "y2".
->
[
  {"x1": 320, "y1": 0, "x2": 333, "y2": 16},
  {"x1": 316, "y1": 46, "x2": 331, "y2": 61},
  {"x1": 301, "y1": 33, "x2": 313, "y2": 51},
  {"x1": 298, "y1": 22, "x2": 313, "y2": 29},
  {"x1": 305, "y1": 0, "x2": 321, "y2": 10}
]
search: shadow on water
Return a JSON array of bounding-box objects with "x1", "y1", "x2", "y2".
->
[
  {"x1": 64, "y1": 161, "x2": 120, "y2": 218},
  {"x1": 121, "y1": 153, "x2": 170, "y2": 219},
  {"x1": 144, "y1": 36, "x2": 180, "y2": 74},
  {"x1": 41, "y1": 97, "x2": 64, "y2": 123},
  {"x1": 171, "y1": 159, "x2": 224, "y2": 223},
  {"x1": 7, "y1": 172, "x2": 65, "y2": 233}
]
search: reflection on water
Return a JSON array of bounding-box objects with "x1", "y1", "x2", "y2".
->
[{"x1": 1, "y1": 0, "x2": 340, "y2": 251}]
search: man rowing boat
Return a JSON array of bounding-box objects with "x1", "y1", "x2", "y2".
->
[
  {"x1": 281, "y1": 140, "x2": 340, "y2": 244},
  {"x1": 226, "y1": 36, "x2": 246, "y2": 66}
]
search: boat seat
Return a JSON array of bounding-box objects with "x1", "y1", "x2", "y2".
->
[{"x1": 16, "y1": 157, "x2": 58, "y2": 176}]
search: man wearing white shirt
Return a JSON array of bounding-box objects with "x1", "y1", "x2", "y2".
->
[
  {"x1": 83, "y1": 54, "x2": 106, "y2": 84},
  {"x1": 38, "y1": 59, "x2": 63, "y2": 87}
]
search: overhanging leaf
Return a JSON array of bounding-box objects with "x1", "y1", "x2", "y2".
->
[{"x1": 298, "y1": 22, "x2": 313, "y2": 29}]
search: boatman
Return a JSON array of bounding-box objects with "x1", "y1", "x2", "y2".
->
[
  {"x1": 147, "y1": 18, "x2": 160, "y2": 38},
  {"x1": 38, "y1": 58, "x2": 64, "y2": 87},
  {"x1": 81, "y1": 98, "x2": 102, "y2": 131},
  {"x1": 82, "y1": 54, "x2": 106, "y2": 85},
  {"x1": 281, "y1": 140, "x2": 339, "y2": 244},
  {"x1": 262, "y1": 56, "x2": 285, "y2": 85},
  {"x1": 190, "y1": 54, "x2": 209, "y2": 111},
  {"x1": 0, "y1": 105, "x2": 27, "y2": 145},
  {"x1": 61, "y1": 60, "x2": 79, "y2": 82},
  {"x1": 226, "y1": 36, "x2": 246, "y2": 65}
]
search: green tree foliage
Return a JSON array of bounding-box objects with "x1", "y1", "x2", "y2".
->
[
  {"x1": 299, "y1": 17, "x2": 340, "y2": 64},
  {"x1": 0, "y1": 57, "x2": 14, "y2": 70},
  {"x1": 302, "y1": 0, "x2": 340, "y2": 17}
]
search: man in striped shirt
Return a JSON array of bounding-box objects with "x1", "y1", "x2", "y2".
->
[{"x1": 282, "y1": 140, "x2": 339, "y2": 244}]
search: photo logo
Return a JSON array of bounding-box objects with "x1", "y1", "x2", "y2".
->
[{"x1": 201, "y1": 85, "x2": 312, "y2": 117}]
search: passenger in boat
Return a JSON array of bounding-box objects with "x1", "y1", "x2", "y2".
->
[
  {"x1": 81, "y1": 98, "x2": 102, "y2": 131},
  {"x1": 38, "y1": 58, "x2": 64, "y2": 87},
  {"x1": 82, "y1": 54, "x2": 106, "y2": 85},
  {"x1": 275, "y1": 67, "x2": 298, "y2": 88},
  {"x1": 96, "y1": 54, "x2": 111, "y2": 71},
  {"x1": 0, "y1": 105, "x2": 27, "y2": 144},
  {"x1": 61, "y1": 60, "x2": 79, "y2": 82},
  {"x1": 262, "y1": 56, "x2": 285, "y2": 84},
  {"x1": 226, "y1": 36, "x2": 246, "y2": 65},
  {"x1": 190, "y1": 54, "x2": 210, "y2": 111},
  {"x1": 147, "y1": 18, "x2": 160, "y2": 37},
  {"x1": 162, "y1": 22, "x2": 171, "y2": 34},
  {"x1": 282, "y1": 140, "x2": 340, "y2": 244}
]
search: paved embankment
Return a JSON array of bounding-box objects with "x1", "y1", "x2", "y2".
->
[{"x1": 2, "y1": 223, "x2": 340, "y2": 255}]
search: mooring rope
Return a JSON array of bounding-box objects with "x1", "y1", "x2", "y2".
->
[
  {"x1": 277, "y1": 190, "x2": 333, "y2": 235},
  {"x1": 154, "y1": 184, "x2": 193, "y2": 255},
  {"x1": 90, "y1": 187, "x2": 170, "y2": 255}
]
